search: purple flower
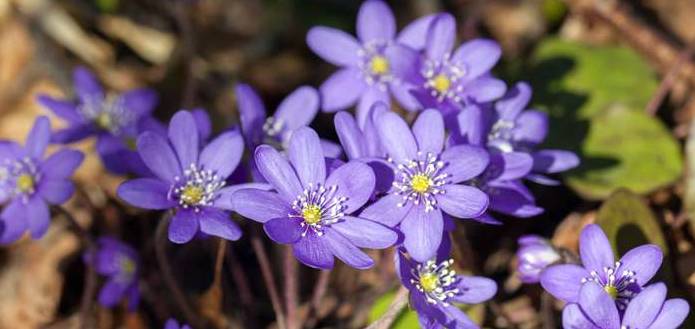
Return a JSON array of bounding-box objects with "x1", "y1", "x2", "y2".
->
[
  {"x1": 360, "y1": 109, "x2": 489, "y2": 261},
  {"x1": 0, "y1": 116, "x2": 84, "y2": 243},
  {"x1": 563, "y1": 282, "x2": 689, "y2": 329},
  {"x1": 516, "y1": 235, "x2": 561, "y2": 283},
  {"x1": 457, "y1": 82, "x2": 580, "y2": 185},
  {"x1": 165, "y1": 319, "x2": 192, "y2": 329},
  {"x1": 306, "y1": 0, "x2": 420, "y2": 126},
  {"x1": 236, "y1": 83, "x2": 341, "y2": 158},
  {"x1": 85, "y1": 237, "x2": 140, "y2": 310},
  {"x1": 37, "y1": 67, "x2": 159, "y2": 176},
  {"x1": 397, "y1": 243, "x2": 497, "y2": 328},
  {"x1": 334, "y1": 102, "x2": 394, "y2": 193},
  {"x1": 540, "y1": 224, "x2": 663, "y2": 311},
  {"x1": 231, "y1": 127, "x2": 397, "y2": 269},
  {"x1": 117, "y1": 110, "x2": 254, "y2": 244},
  {"x1": 407, "y1": 14, "x2": 506, "y2": 116}
]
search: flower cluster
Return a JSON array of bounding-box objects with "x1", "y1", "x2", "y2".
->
[
  {"x1": 85, "y1": 237, "x2": 140, "y2": 310},
  {"x1": 0, "y1": 0, "x2": 600, "y2": 327},
  {"x1": 516, "y1": 224, "x2": 690, "y2": 329}
]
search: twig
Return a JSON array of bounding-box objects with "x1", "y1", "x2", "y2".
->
[
  {"x1": 541, "y1": 292, "x2": 556, "y2": 329},
  {"x1": 646, "y1": 43, "x2": 695, "y2": 116},
  {"x1": 226, "y1": 244, "x2": 256, "y2": 328},
  {"x1": 566, "y1": 0, "x2": 695, "y2": 87},
  {"x1": 53, "y1": 206, "x2": 96, "y2": 329},
  {"x1": 284, "y1": 246, "x2": 299, "y2": 329},
  {"x1": 154, "y1": 212, "x2": 202, "y2": 328},
  {"x1": 364, "y1": 286, "x2": 409, "y2": 329},
  {"x1": 226, "y1": 244, "x2": 255, "y2": 307},
  {"x1": 172, "y1": 1, "x2": 198, "y2": 108},
  {"x1": 303, "y1": 270, "x2": 331, "y2": 328},
  {"x1": 213, "y1": 239, "x2": 227, "y2": 287},
  {"x1": 250, "y1": 229, "x2": 287, "y2": 329}
]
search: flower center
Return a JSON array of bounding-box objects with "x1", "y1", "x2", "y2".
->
[
  {"x1": 393, "y1": 152, "x2": 448, "y2": 211},
  {"x1": 302, "y1": 204, "x2": 323, "y2": 225},
  {"x1": 432, "y1": 74, "x2": 451, "y2": 93},
  {"x1": 358, "y1": 42, "x2": 394, "y2": 87},
  {"x1": 6, "y1": 157, "x2": 40, "y2": 201},
  {"x1": 96, "y1": 112, "x2": 114, "y2": 131},
  {"x1": 419, "y1": 272, "x2": 440, "y2": 292},
  {"x1": 604, "y1": 285, "x2": 619, "y2": 299},
  {"x1": 410, "y1": 174, "x2": 432, "y2": 193},
  {"x1": 369, "y1": 55, "x2": 389, "y2": 75},
  {"x1": 290, "y1": 184, "x2": 347, "y2": 236},
  {"x1": 16, "y1": 174, "x2": 35, "y2": 193},
  {"x1": 78, "y1": 94, "x2": 135, "y2": 135},
  {"x1": 487, "y1": 120, "x2": 516, "y2": 153},
  {"x1": 411, "y1": 259, "x2": 460, "y2": 305},
  {"x1": 581, "y1": 261, "x2": 638, "y2": 310},
  {"x1": 181, "y1": 185, "x2": 204, "y2": 206},
  {"x1": 172, "y1": 164, "x2": 225, "y2": 211},
  {"x1": 421, "y1": 58, "x2": 466, "y2": 102},
  {"x1": 121, "y1": 257, "x2": 136, "y2": 275}
]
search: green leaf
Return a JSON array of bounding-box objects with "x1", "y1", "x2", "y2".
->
[
  {"x1": 368, "y1": 290, "x2": 486, "y2": 328},
  {"x1": 368, "y1": 291, "x2": 419, "y2": 329},
  {"x1": 595, "y1": 188, "x2": 676, "y2": 292},
  {"x1": 595, "y1": 188, "x2": 667, "y2": 254},
  {"x1": 527, "y1": 38, "x2": 681, "y2": 199},
  {"x1": 95, "y1": 0, "x2": 118, "y2": 13},
  {"x1": 531, "y1": 38, "x2": 658, "y2": 119},
  {"x1": 565, "y1": 106, "x2": 682, "y2": 199}
]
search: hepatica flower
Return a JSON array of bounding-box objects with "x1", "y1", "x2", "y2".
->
[
  {"x1": 361, "y1": 109, "x2": 489, "y2": 261},
  {"x1": 334, "y1": 102, "x2": 394, "y2": 193},
  {"x1": 117, "y1": 111, "x2": 248, "y2": 244},
  {"x1": 85, "y1": 237, "x2": 140, "y2": 310},
  {"x1": 236, "y1": 83, "x2": 341, "y2": 158},
  {"x1": 516, "y1": 235, "x2": 561, "y2": 283},
  {"x1": 232, "y1": 127, "x2": 397, "y2": 269},
  {"x1": 165, "y1": 319, "x2": 192, "y2": 329},
  {"x1": 563, "y1": 282, "x2": 689, "y2": 329},
  {"x1": 541, "y1": 224, "x2": 663, "y2": 311},
  {"x1": 307, "y1": 0, "x2": 420, "y2": 126},
  {"x1": 37, "y1": 67, "x2": 159, "y2": 175},
  {"x1": 458, "y1": 82, "x2": 579, "y2": 185},
  {"x1": 407, "y1": 14, "x2": 506, "y2": 115},
  {"x1": 0, "y1": 116, "x2": 84, "y2": 243},
  {"x1": 397, "y1": 247, "x2": 497, "y2": 328}
]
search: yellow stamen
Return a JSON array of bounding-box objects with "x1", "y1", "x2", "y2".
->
[
  {"x1": 370, "y1": 55, "x2": 390, "y2": 75},
  {"x1": 181, "y1": 186, "x2": 204, "y2": 205},
  {"x1": 121, "y1": 258, "x2": 136, "y2": 275},
  {"x1": 16, "y1": 174, "x2": 34, "y2": 193},
  {"x1": 96, "y1": 112, "x2": 113, "y2": 130},
  {"x1": 604, "y1": 285, "x2": 618, "y2": 299},
  {"x1": 411, "y1": 174, "x2": 432, "y2": 193},
  {"x1": 419, "y1": 273, "x2": 439, "y2": 292},
  {"x1": 432, "y1": 74, "x2": 451, "y2": 93},
  {"x1": 302, "y1": 205, "x2": 322, "y2": 225},
  {"x1": 125, "y1": 138, "x2": 137, "y2": 151}
]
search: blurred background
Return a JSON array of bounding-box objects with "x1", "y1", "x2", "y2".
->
[{"x1": 1, "y1": 0, "x2": 695, "y2": 328}]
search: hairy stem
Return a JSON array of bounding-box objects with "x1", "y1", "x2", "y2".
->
[
  {"x1": 364, "y1": 286, "x2": 409, "y2": 329},
  {"x1": 284, "y1": 246, "x2": 299, "y2": 329},
  {"x1": 154, "y1": 212, "x2": 202, "y2": 327},
  {"x1": 251, "y1": 229, "x2": 286, "y2": 329},
  {"x1": 54, "y1": 206, "x2": 96, "y2": 329}
]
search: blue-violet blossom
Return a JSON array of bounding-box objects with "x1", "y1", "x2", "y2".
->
[
  {"x1": 117, "y1": 110, "x2": 254, "y2": 244},
  {"x1": 37, "y1": 67, "x2": 159, "y2": 176},
  {"x1": 231, "y1": 127, "x2": 397, "y2": 269},
  {"x1": 540, "y1": 224, "x2": 663, "y2": 311},
  {"x1": 361, "y1": 109, "x2": 489, "y2": 262},
  {"x1": 0, "y1": 116, "x2": 84, "y2": 243}
]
